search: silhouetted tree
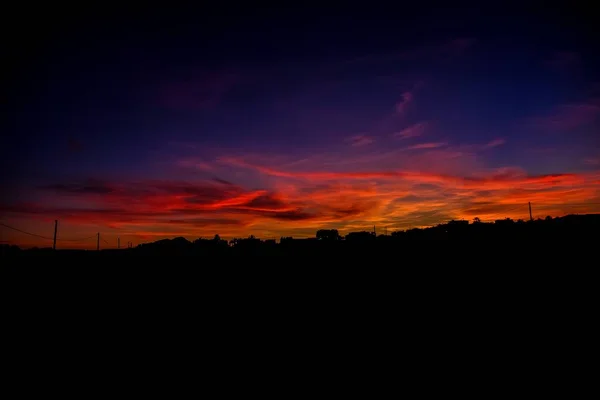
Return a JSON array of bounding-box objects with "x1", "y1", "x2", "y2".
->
[
  {"x1": 316, "y1": 229, "x2": 340, "y2": 240},
  {"x1": 345, "y1": 231, "x2": 375, "y2": 241}
]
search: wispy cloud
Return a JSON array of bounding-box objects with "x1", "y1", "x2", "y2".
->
[
  {"x1": 481, "y1": 138, "x2": 506, "y2": 150},
  {"x1": 395, "y1": 91, "x2": 413, "y2": 115},
  {"x1": 346, "y1": 135, "x2": 374, "y2": 147},
  {"x1": 4, "y1": 136, "x2": 600, "y2": 247},
  {"x1": 392, "y1": 122, "x2": 428, "y2": 139},
  {"x1": 406, "y1": 142, "x2": 447, "y2": 150}
]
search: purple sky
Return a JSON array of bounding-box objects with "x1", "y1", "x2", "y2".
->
[{"x1": 2, "y1": 5, "x2": 599, "y2": 247}]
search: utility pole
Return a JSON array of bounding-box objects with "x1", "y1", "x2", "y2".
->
[
  {"x1": 118, "y1": 237, "x2": 120, "y2": 249},
  {"x1": 97, "y1": 232, "x2": 100, "y2": 251},
  {"x1": 53, "y1": 220, "x2": 58, "y2": 250},
  {"x1": 529, "y1": 202, "x2": 533, "y2": 221},
  {"x1": 373, "y1": 225, "x2": 376, "y2": 236}
]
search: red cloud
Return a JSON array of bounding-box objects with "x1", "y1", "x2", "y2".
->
[{"x1": 3, "y1": 147, "x2": 600, "y2": 248}]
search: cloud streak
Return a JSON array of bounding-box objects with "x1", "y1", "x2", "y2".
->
[
  {"x1": 346, "y1": 135, "x2": 374, "y2": 147},
  {"x1": 481, "y1": 138, "x2": 506, "y2": 150},
  {"x1": 406, "y1": 142, "x2": 447, "y2": 150},
  {"x1": 3, "y1": 93, "x2": 600, "y2": 248},
  {"x1": 392, "y1": 122, "x2": 428, "y2": 139},
  {"x1": 3, "y1": 143, "x2": 599, "y2": 248}
]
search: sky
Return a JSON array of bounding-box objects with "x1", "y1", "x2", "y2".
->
[{"x1": 2, "y1": 4, "x2": 600, "y2": 248}]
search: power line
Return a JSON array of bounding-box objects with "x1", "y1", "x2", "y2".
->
[
  {"x1": 0, "y1": 222, "x2": 97, "y2": 242},
  {"x1": 0, "y1": 222, "x2": 54, "y2": 240},
  {"x1": 58, "y1": 235, "x2": 97, "y2": 242}
]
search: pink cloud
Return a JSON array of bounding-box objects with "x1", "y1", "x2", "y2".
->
[
  {"x1": 481, "y1": 138, "x2": 506, "y2": 150},
  {"x1": 5, "y1": 150, "x2": 600, "y2": 248},
  {"x1": 392, "y1": 122, "x2": 428, "y2": 139},
  {"x1": 216, "y1": 156, "x2": 598, "y2": 200},
  {"x1": 406, "y1": 142, "x2": 447, "y2": 150},
  {"x1": 346, "y1": 135, "x2": 374, "y2": 147},
  {"x1": 395, "y1": 91, "x2": 413, "y2": 115},
  {"x1": 6, "y1": 117, "x2": 600, "y2": 248}
]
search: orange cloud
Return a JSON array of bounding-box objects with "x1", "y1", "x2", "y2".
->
[{"x1": 3, "y1": 145, "x2": 600, "y2": 249}]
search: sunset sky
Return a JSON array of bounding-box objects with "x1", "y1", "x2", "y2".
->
[{"x1": 2, "y1": 5, "x2": 599, "y2": 248}]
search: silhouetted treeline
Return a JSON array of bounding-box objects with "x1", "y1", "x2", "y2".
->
[{"x1": 2, "y1": 214, "x2": 599, "y2": 261}]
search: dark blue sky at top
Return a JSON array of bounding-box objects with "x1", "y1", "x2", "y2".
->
[{"x1": 3, "y1": 3, "x2": 599, "y2": 188}]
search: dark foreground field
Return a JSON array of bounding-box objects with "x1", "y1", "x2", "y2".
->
[{"x1": 3, "y1": 217, "x2": 597, "y2": 332}]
